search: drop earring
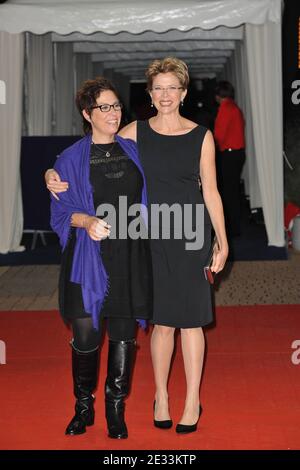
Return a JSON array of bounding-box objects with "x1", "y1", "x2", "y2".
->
[
  {"x1": 151, "y1": 101, "x2": 154, "y2": 108},
  {"x1": 181, "y1": 100, "x2": 184, "y2": 107}
]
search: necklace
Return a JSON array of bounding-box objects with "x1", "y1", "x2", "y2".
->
[{"x1": 93, "y1": 141, "x2": 116, "y2": 158}]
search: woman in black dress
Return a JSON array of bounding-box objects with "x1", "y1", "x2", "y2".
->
[
  {"x1": 119, "y1": 58, "x2": 228, "y2": 433},
  {"x1": 49, "y1": 77, "x2": 152, "y2": 440}
]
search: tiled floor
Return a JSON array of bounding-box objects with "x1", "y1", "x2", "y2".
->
[{"x1": 0, "y1": 250, "x2": 299, "y2": 311}]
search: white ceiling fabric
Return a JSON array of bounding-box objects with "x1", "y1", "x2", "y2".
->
[
  {"x1": 63, "y1": 28, "x2": 238, "y2": 79},
  {"x1": 73, "y1": 40, "x2": 236, "y2": 53},
  {"x1": 83, "y1": 51, "x2": 232, "y2": 61},
  {"x1": 52, "y1": 27, "x2": 243, "y2": 43},
  {"x1": 0, "y1": 0, "x2": 281, "y2": 34}
]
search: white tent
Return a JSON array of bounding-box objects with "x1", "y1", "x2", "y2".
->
[{"x1": 0, "y1": 0, "x2": 284, "y2": 252}]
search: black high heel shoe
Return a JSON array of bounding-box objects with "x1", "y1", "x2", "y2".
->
[
  {"x1": 153, "y1": 400, "x2": 173, "y2": 429},
  {"x1": 175, "y1": 405, "x2": 202, "y2": 434}
]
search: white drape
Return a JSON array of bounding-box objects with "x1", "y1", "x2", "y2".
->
[
  {"x1": 241, "y1": 37, "x2": 262, "y2": 209},
  {"x1": 74, "y1": 53, "x2": 93, "y2": 135},
  {"x1": 245, "y1": 21, "x2": 284, "y2": 246},
  {"x1": 53, "y1": 42, "x2": 74, "y2": 135},
  {"x1": 230, "y1": 39, "x2": 262, "y2": 210},
  {"x1": 0, "y1": 32, "x2": 24, "y2": 253},
  {"x1": 26, "y1": 33, "x2": 53, "y2": 135},
  {"x1": 219, "y1": 40, "x2": 262, "y2": 209}
]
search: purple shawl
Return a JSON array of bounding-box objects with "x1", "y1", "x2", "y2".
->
[{"x1": 50, "y1": 133, "x2": 148, "y2": 329}]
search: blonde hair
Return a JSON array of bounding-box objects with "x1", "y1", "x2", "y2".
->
[{"x1": 145, "y1": 57, "x2": 189, "y2": 91}]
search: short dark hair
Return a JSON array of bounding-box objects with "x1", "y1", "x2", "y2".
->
[
  {"x1": 215, "y1": 80, "x2": 235, "y2": 99},
  {"x1": 75, "y1": 77, "x2": 120, "y2": 134}
]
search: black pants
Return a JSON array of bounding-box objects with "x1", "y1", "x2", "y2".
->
[
  {"x1": 72, "y1": 317, "x2": 137, "y2": 352},
  {"x1": 217, "y1": 149, "x2": 246, "y2": 236}
]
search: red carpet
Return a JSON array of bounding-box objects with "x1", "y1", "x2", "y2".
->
[{"x1": 0, "y1": 305, "x2": 300, "y2": 450}]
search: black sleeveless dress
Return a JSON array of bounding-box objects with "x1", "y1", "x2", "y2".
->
[
  {"x1": 137, "y1": 120, "x2": 213, "y2": 328},
  {"x1": 58, "y1": 142, "x2": 153, "y2": 322}
]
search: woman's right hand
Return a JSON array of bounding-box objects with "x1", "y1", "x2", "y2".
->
[
  {"x1": 45, "y1": 169, "x2": 69, "y2": 200},
  {"x1": 83, "y1": 216, "x2": 111, "y2": 241}
]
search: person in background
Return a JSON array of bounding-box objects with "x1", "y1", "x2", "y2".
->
[{"x1": 214, "y1": 80, "x2": 246, "y2": 236}]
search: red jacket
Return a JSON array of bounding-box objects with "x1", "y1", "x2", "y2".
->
[{"x1": 214, "y1": 98, "x2": 245, "y2": 151}]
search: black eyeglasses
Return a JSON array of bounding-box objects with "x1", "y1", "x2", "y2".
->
[{"x1": 91, "y1": 103, "x2": 123, "y2": 112}]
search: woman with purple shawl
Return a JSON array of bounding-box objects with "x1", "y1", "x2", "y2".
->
[{"x1": 49, "y1": 77, "x2": 152, "y2": 440}]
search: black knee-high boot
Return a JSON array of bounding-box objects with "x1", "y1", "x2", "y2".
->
[
  {"x1": 105, "y1": 339, "x2": 136, "y2": 439},
  {"x1": 65, "y1": 341, "x2": 99, "y2": 435}
]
